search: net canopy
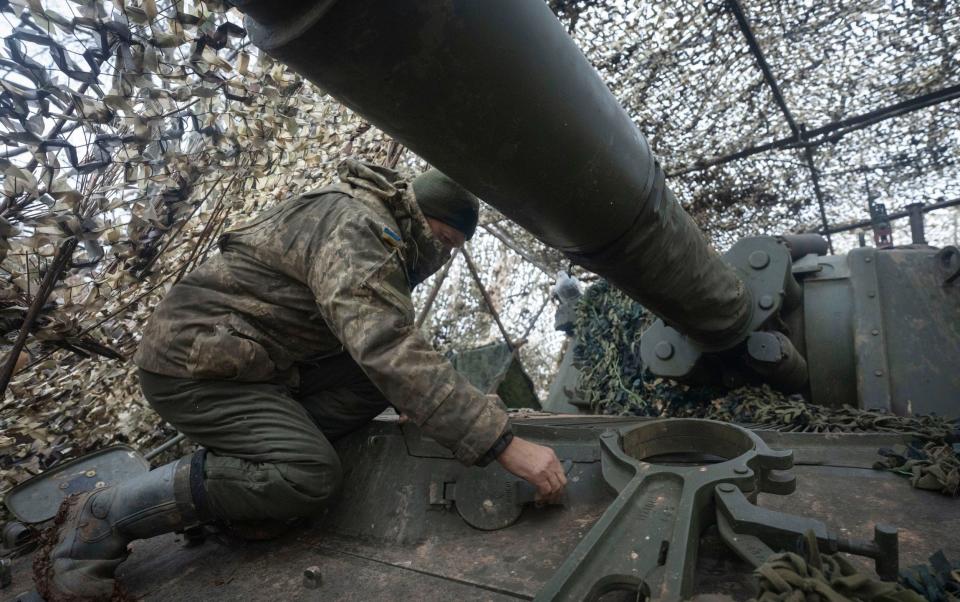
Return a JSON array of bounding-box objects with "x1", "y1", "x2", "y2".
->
[
  {"x1": 550, "y1": 0, "x2": 959, "y2": 249},
  {"x1": 0, "y1": 0, "x2": 957, "y2": 499}
]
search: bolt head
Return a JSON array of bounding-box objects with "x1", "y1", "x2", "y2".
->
[
  {"x1": 758, "y1": 294, "x2": 775, "y2": 310},
  {"x1": 718, "y1": 483, "x2": 737, "y2": 494},
  {"x1": 875, "y1": 369, "x2": 884, "y2": 377},
  {"x1": 871, "y1": 329, "x2": 880, "y2": 336},
  {"x1": 303, "y1": 566, "x2": 322, "y2": 589},
  {"x1": 734, "y1": 467, "x2": 749, "y2": 475},
  {"x1": 937, "y1": 246, "x2": 960, "y2": 283},
  {"x1": 654, "y1": 340, "x2": 674, "y2": 360},
  {"x1": 748, "y1": 250, "x2": 770, "y2": 270}
]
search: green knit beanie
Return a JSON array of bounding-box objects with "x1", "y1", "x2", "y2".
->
[{"x1": 412, "y1": 168, "x2": 480, "y2": 240}]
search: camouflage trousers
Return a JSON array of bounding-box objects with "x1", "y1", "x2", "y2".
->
[{"x1": 138, "y1": 354, "x2": 389, "y2": 522}]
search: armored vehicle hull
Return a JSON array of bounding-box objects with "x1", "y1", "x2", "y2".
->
[{"x1": 7, "y1": 415, "x2": 959, "y2": 600}]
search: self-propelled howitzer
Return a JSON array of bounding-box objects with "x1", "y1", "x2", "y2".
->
[
  {"x1": 5, "y1": 4, "x2": 958, "y2": 599},
  {"x1": 232, "y1": 0, "x2": 959, "y2": 417}
]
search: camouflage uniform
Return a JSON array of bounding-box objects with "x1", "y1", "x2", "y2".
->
[{"x1": 134, "y1": 159, "x2": 509, "y2": 521}]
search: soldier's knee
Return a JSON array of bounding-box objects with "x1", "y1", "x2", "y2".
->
[
  {"x1": 275, "y1": 456, "x2": 342, "y2": 517},
  {"x1": 299, "y1": 457, "x2": 343, "y2": 502}
]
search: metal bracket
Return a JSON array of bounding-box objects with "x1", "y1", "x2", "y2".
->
[
  {"x1": 937, "y1": 245, "x2": 960, "y2": 286},
  {"x1": 715, "y1": 484, "x2": 899, "y2": 581},
  {"x1": 848, "y1": 248, "x2": 893, "y2": 412},
  {"x1": 534, "y1": 419, "x2": 900, "y2": 601},
  {"x1": 640, "y1": 236, "x2": 801, "y2": 384},
  {"x1": 535, "y1": 419, "x2": 793, "y2": 601}
]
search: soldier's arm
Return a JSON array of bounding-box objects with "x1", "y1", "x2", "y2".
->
[{"x1": 307, "y1": 215, "x2": 510, "y2": 465}]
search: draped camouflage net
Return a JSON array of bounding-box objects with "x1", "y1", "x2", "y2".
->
[
  {"x1": 0, "y1": 0, "x2": 957, "y2": 519},
  {"x1": 0, "y1": 0, "x2": 566, "y2": 517},
  {"x1": 876, "y1": 441, "x2": 960, "y2": 497},
  {"x1": 550, "y1": 0, "x2": 960, "y2": 251},
  {"x1": 752, "y1": 531, "x2": 931, "y2": 601},
  {"x1": 0, "y1": 0, "x2": 409, "y2": 517}
]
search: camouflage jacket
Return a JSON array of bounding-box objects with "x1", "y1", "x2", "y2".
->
[{"x1": 134, "y1": 159, "x2": 509, "y2": 465}]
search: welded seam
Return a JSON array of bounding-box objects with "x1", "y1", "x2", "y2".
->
[{"x1": 312, "y1": 544, "x2": 534, "y2": 600}]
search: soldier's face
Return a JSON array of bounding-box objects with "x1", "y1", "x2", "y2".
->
[{"x1": 426, "y1": 217, "x2": 466, "y2": 256}]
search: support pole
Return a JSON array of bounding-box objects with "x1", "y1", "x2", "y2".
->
[
  {"x1": 817, "y1": 196, "x2": 960, "y2": 236},
  {"x1": 669, "y1": 84, "x2": 960, "y2": 177},
  {"x1": 462, "y1": 247, "x2": 513, "y2": 350},
  {"x1": 803, "y1": 147, "x2": 835, "y2": 254},
  {"x1": 482, "y1": 224, "x2": 554, "y2": 276},
  {"x1": 906, "y1": 202, "x2": 927, "y2": 244},
  {"x1": 726, "y1": 0, "x2": 799, "y2": 137}
]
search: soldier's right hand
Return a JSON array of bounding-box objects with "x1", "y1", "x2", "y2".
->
[{"x1": 497, "y1": 436, "x2": 567, "y2": 503}]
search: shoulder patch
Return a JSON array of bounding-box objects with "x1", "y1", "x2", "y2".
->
[{"x1": 381, "y1": 226, "x2": 404, "y2": 250}]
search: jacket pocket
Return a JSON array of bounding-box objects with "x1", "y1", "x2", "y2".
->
[
  {"x1": 186, "y1": 316, "x2": 277, "y2": 382},
  {"x1": 360, "y1": 250, "x2": 414, "y2": 326}
]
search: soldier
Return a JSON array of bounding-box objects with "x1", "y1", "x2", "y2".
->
[{"x1": 35, "y1": 159, "x2": 568, "y2": 600}]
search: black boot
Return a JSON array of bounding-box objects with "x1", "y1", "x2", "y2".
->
[{"x1": 34, "y1": 451, "x2": 210, "y2": 601}]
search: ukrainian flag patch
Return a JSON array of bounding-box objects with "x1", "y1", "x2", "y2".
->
[{"x1": 381, "y1": 226, "x2": 404, "y2": 249}]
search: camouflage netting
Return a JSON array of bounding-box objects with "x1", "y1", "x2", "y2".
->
[
  {"x1": 0, "y1": 0, "x2": 958, "y2": 517},
  {"x1": 550, "y1": 0, "x2": 960, "y2": 251},
  {"x1": 875, "y1": 442, "x2": 960, "y2": 497},
  {"x1": 751, "y1": 531, "x2": 930, "y2": 601}
]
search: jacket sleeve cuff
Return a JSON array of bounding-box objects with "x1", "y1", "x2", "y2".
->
[
  {"x1": 452, "y1": 396, "x2": 510, "y2": 466},
  {"x1": 474, "y1": 430, "x2": 514, "y2": 467}
]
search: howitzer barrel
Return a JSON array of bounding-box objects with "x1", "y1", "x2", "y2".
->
[{"x1": 236, "y1": 0, "x2": 751, "y2": 347}]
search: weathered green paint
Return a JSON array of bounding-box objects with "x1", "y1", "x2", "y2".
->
[
  {"x1": 640, "y1": 239, "x2": 959, "y2": 417},
  {"x1": 640, "y1": 236, "x2": 798, "y2": 382},
  {"x1": 534, "y1": 419, "x2": 797, "y2": 601},
  {"x1": 799, "y1": 254, "x2": 858, "y2": 409},
  {"x1": 803, "y1": 246, "x2": 960, "y2": 416}
]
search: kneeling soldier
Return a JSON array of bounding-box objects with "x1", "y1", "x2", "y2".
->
[{"x1": 36, "y1": 160, "x2": 567, "y2": 600}]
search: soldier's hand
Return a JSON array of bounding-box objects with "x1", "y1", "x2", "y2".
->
[{"x1": 497, "y1": 436, "x2": 567, "y2": 503}]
